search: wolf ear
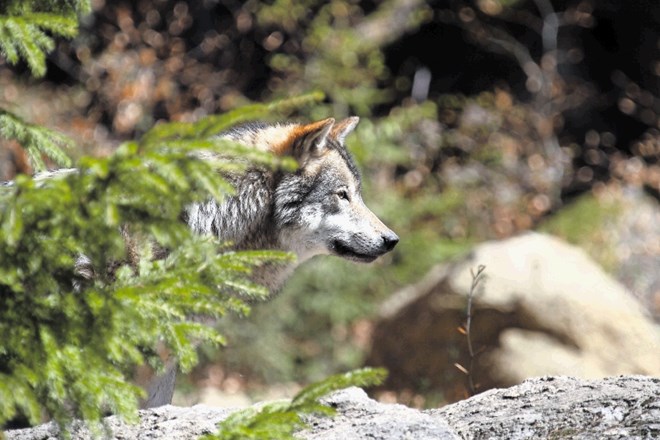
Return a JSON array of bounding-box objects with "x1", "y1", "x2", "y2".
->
[
  {"x1": 330, "y1": 116, "x2": 359, "y2": 143},
  {"x1": 278, "y1": 117, "x2": 335, "y2": 162}
]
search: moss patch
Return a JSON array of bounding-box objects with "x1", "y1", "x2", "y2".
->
[{"x1": 538, "y1": 193, "x2": 622, "y2": 272}]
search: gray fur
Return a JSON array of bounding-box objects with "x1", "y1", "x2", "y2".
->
[
  {"x1": 143, "y1": 358, "x2": 178, "y2": 408},
  {"x1": 182, "y1": 118, "x2": 398, "y2": 292}
]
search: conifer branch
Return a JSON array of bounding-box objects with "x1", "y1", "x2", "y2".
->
[
  {"x1": 0, "y1": 13, "x2": 78, "y2": 77},
  {"x1": 0, "y1": 110, "x2": 73, "y2": 171},
  {"x1": 0, "y1": 96, "x2": 317, "y2": 431}
]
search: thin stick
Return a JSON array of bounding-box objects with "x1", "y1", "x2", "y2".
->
[{"x1": 465, "y1": 264, "x2": 486, "y2": 395}]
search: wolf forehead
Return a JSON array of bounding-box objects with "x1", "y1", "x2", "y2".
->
[{"x1": 220, "y1": 117, "x2": 362, "y2": 183}]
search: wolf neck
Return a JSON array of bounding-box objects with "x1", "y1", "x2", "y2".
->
[{"x1": 184, "y1": 168, "x2": 303, "y2": 293}]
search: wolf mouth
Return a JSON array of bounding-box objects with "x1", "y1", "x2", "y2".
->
[{"x1": 331, "y1": 240, "x2": 378, "y2": 263}]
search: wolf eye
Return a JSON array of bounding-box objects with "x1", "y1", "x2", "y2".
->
[{"x1": 336, "y1": 189, "x2": 350, "y2": 201}]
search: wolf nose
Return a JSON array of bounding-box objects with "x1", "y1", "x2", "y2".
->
[{"x1": 381, "y1": 231, "x2": 399, "y2": 252}]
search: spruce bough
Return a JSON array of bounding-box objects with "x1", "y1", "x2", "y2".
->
[{"x1": 0, "y1": 123, "x2": 292, "y2": 428}]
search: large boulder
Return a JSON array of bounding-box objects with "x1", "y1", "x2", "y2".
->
[
  {"x1": 366, "y1": 232, "x2": 660, "y2": 402},
  {"x1": 5, "y1": 376, "x2": 659, "y2": 439}
]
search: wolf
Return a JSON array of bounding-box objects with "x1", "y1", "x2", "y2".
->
[
  {"x1": 184, "y1": 116, "x2": 399, "y2": 291},
  {"x1": 140, "y1": 116, "x2": 399, "y2": 406}
]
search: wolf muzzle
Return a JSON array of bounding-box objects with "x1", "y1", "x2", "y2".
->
[{"x1": 331, "y1": 229, "x2": 399, "y2": 263}]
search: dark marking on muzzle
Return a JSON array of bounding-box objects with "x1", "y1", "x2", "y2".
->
[
  {"x1": 331, "y1": 240, "x2": 378, "y2": 263},
  {"x1": 331, "y1": 229, "x2": 399, "y2": 263}
]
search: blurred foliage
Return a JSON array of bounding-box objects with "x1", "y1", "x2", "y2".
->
[
  {"x1": 538, "y1": 192, "x2": 621, "y2": 271},
  {"x1": 257, "y1": 0, "x2": 433, "y2": 116}
]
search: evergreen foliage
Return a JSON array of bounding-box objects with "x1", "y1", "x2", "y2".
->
[
  {"x1": 0, "y1": 0, "x2": 91, "y2": 172},
  {"x1": 0, "y1": 94, "x2": 325, "y2": 431},
  {"x1": 0, "y1": 0, "x2": 90, "y2": 77},
  {"x1": 0, "y1": 110, "x2": 73, "y2": 170},
  {"x1": 203, "y1": 367, "x2": 387, "y2": 440}
]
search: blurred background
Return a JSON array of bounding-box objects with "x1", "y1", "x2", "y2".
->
[{"x1": 1, "y1": 0, "x2": 658, "y2": 408}]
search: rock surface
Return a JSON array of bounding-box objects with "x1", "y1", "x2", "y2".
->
[
  {"x1": 608, "y1": 187, "x2": 660, "y2": 319},
  {"x1": 430, "y1": 375, "x2": 660, "y2": 440},
  {"x1": 5, "y1": 376, "x2": 659, "y2": 439},
  {"x1": 303, "y1": 387, "x2": 458, "y2": 440},
  {"x1": 366, "y1": 232, "x2": 660, "y2": 402},
  {"x1": 4, "y1": 405, "x2": 234, "y2": 440}
]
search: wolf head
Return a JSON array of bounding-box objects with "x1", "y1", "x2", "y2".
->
[
  {"x1": 271, "y1": 117, "x2": 398, "y2": 263},
  {"x1": 223, "y1": 117, "x2": 399, "y2": 264}
]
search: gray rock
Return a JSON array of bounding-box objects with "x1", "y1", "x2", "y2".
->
[
  {"x1": 430, "y1": 375, "x2": 660, "y2": 440},
  {"x1": 5, "y1": 376, "x2": 659, "y2": 440},
  {"x1": 4, "y1": 405, "x2": 233, "y2": 440},
  {"x1": 608, "y1": 187, "x2": 660, "y2": 319},
  {"x1": 302, "y1": 387, "x2": 458, "y2": 439}
]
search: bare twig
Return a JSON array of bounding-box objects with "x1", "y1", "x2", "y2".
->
[{"x1": 455, "y1": 264, "x2": 486, "y2": 396}]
